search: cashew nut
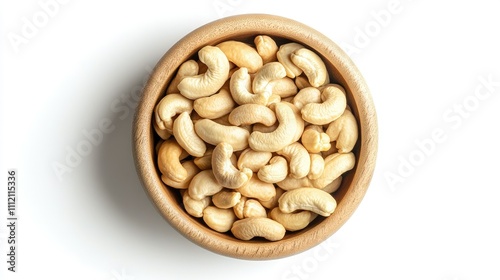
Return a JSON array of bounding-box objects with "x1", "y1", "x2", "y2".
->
[
  {"x1": 257, "y1": 156, "x2": 288, "y2": 184},
  {"x1": 252, "y1": 62, "x2": 287, "y2": 94},
  {"x1": 294, "y1": 75, "x2": 312, "y2": 90},
  {"x1": 203, "y1": 206, "x2": 237, "y2": 233},
  {"x1": 269, "y1": 208, "x2": 318, "y2": 231},
  {"x1": 292, "y1": 87, "x2": 321, "y2": 110},
  {"x1": 229, "y1": 67, "x2": 271, "y2": 105},
  {"x1": 236, "y1": 176, "x2": 276, "y2": 202},
  {"x1": 212, "y1": 190, "x2": 241, "y2": 209},
  {"x1": 161, "y1": 160, "x2": 200, "y2": 189},
  {"x1": 248, "y1": 102, "x2": 297, "y2": 152},
  {"x1": 212, "y1": 142, "x2": 253, "y2": 189},
  {"x1": 254, "y1": 35, "x2": 278, "y2": 64},
  {"x1": 231, "y1": 217, "x2": 286, "y2": 241},
  {"x1": 307, "y1": 153, "x2": 325, "y2": 180},
  {"x1": 194, "y1": 119, "x2": 250, "y2": 151},
  {"x1": 153, "y1": 121, "x2": 171, "y2": 140},
  {"x1": 188, "y1": 169, "x2": 224, "y2": 200},
  {"x1": 278, "y1": 187, "x2": 337, "y2": 217},
  {"x1": 290, "y1": 48, "x2": 329, "y2": 87},
  {"x1": 166, "y1": 60, "x2": 199, "y2": 94},
  {"x1": 301, "y1": 125, "x2": 331, "y2": 154},
  {"x1": 281, "y1": 102, "x2": 305, "y2": 143},
  {"x1": 301, "y1": 84, "x2": 347, "y2": 125},
  {"x1": 154, "y1": 93, "x2": 193, "y2": 131},
  {"x1": 325, "y1": 108, "x2": 358, "y2": 153},
  {"x1": 172, "y1": 111, "x2": 207, "y2": 157},
  {"x1": 277, "y1": 142, "x2": 311, "y2": 179},
  {"x1": 276, "y1": 42, "x2": 304, "y2": 78},
  {"x1": 177, "y1": 45, "x2": 230, "y2": 99},
  {"x1": 313, "y1": 152, "x2": 355, "y2": 189},
  {"x1": 321, "y1": 176, "x2": 342, "y2": 194},
  {"x1": 234, "y1": 198, "x2": 267, "y2": 219},
  {"x1": 193, "y1": 147, "x2": 214, "y2": 170},
  {"x1": 228, "y1": 104, "x2": 276, "y2": 127},
  {"x1": 269, "y1": 77, "x2": 298, "y2": 98},
  {"x1": 259, "y1": 186, "x2": 285, "y2": 209},
  {"x1": 276, "y1": 175, "x2": 313, "y2": 191},
  {"x1": 193, "y1": 88, "x2": 236, "y2": 119},
  {"x1": 237, "y1": 148, "x2": 273, "y2": 173},
  {"x1": 216, "y1": 40, "x2": 263, "y2": 73},
  {"x1": 182, "y1": 190, "x2": 211, "y2": 218},
  {"x1": 157, "y1": 139, "x2": 189, "y2": 183}
]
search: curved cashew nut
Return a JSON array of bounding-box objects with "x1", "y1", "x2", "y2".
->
[
  {"x1": 157, "y1": 139, "x2": 189, "y2": 183},
  {"x1": 216, "y1": 40, "x2": 263, "y2": 73},
  {"x1": 188, "y1": 169, "x2": 224, "y2": 200},
  {"x1": 177, "y1": 45, "x2": 230, "y2": 99},
  {"x1": 259, "y1": 186, "x2": 285, "y2": 209},
  {"x1": 308, "y1": 153, "x2": 325, "y2": 180},
  {"x1": 237, "y1": 148, "x2": 273, "y2": 173},
  {"x1": 257, "y1": 156, "x2": 288, "y2": 184},
  {"x1": 153, "y1": 121, "x2": 171, "y2": 140},
  {"x1": 269, "y1": 77, "x2": 298, "y2": 98},
  {"x1": 301, "y1": 84, "x2": 347, "y2": 125},
  {"x1": 161, "y1": 160, "x2": 200, "y2": 189},
  {"x1": 166, "y1": 60, "x2": 199, "y2": 94},
  {"x1": 248, "y1": 102, "x2": 297, "y2": 152},
  {"x1": 236, "y1": 176, "x2": 276, "y2": 202},
  {"x1": 252, "y1": 62, "x2": 287, "y2": 94},
  {"x1": 229, "y1": 67, "x2": 271, "y2": 105},
  {"x1": 182, "y1": 190, "x2": 211, "y2": 218},
  {"x1": 276, "y1": 42, "x2": 304, "y2": 78},
  {"x1": 194, "y1": 119, "x2": 250, "y2": 151},
  {"x1": 234, "y1": 198, "x2": 267, "y2": 219},
  {"x1": 301, "y1": 125, "x2": 331, "y2": 154},
  {"x1": 254, "y1": 35, "x2": 278, "y2": 64},
  {"x1": 228, "y1": 104, "x2": 276, "y2": 127},
  {"x1": 212, "y1": 142, "x2": 253, "y2": 189},
  {"x1": 203, "y1": 206, "x2": 237, "y2": 233},
  {"x1": 313, "y1": 152, "x2": 355, "y2": 189},
  {"x1": 281, "y1": 102, "x2": 304, "y2": 143},
  {"x1": 294, "y1": 75, "x2": 312, "y2": 90},
  {"x1": 269, "y1": 207, "x2": 318, "y2": 231},
  {"x1": 172, "y1": 112, "x2": 207, "y2": 157},
  {"x1": 193, "y1": 88, "x2": 236, "y2": 119},
  {"x1": 292, "y1": 87, "x2": 321, "y2": 110},
  {"x1": 325, "y1": 108, "x2": 359, "y2": 153},
  {"x1": 276, "y1": 175, "x2": 313, "y2": 191},
  {"x1": 231, "y1": 217, "x2": 286, "y2": 241},
  {"x1": 321, "y1": 176, "x2": 342, "y2": 194},
  {"x1": 154, "y1": 93, "x2": 193, "y2": 131},
  {"x1": 277, "y1": 142, "x2": 311, "y2": 179},
  {"x1": 278, "y1": 188, "x2": 337, "y2": 217},
  {"x1": 212, "y1": 190, "x2": 241, "y2": 209},
  {"x1": 290, "y1": 48, "x2": 329, "y2": 87}
]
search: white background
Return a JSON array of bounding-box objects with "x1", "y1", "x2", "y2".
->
[{"x1": 1, "y1": 0, "x2": 499, "y2": 279}]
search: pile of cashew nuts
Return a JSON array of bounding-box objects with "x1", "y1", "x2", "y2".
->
[{"x1": 153, "y1": 35, "x2": 358, "y2": 241}]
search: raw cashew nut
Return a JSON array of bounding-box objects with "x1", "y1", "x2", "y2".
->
[
  {"x1": 182, "y1": 190, "x2": 211, "y2": 218},
  {"x1": 301, "y1": 84, "x2": 347, "y2": 125},
  {"x1": 177, "y1": 46, "x2": 230, "y2": 99},
  {"x1": 254, "y1": 35, "x2": 278, "y2": 64},
  {"x1": 212, "y1": 142, "x2": 253, "y2": 189},
  {"x1": 269, "y1": 77, "x2": 298, "y2": 98},
  {"x1": 194, "y1": 119, "x2": 250, "y2": 151},
  {"x1": 229, "y1": 67, "x2": 271, "y2": 105},
  {"x1": 269, "y1": 208, "x2": 318, "y2": 231},
  {"x1": 166, "y1": 60, "x2": 199, "y2": 94},
  {"x1": 161, "y1": 160, "x2": 200, "y2": 189},
  {"x1": 248, "y1": 102, "x2": 297, "y2": 152},
  {"x1": 228, "y1": 103, "x2": 276, "y2": 127},
  {"x1": 259, "y1": 186, "x2": 285, "y2": 209},
  {"x1": 212, "y1": 190, "x2": 241, "y2": 209},
  {"x1": 234, "y1": 198, "x2": 267, "y2": 219},
  {"x1": 216, "y1": 40, "x2": 263, "y2": 73},
  {"x1": 203, "y1": 206, "x2": 237, "y2": 232},
  {"x1": 292, "y1": 87, "x2": 321, "y2": 110},
  {"x1": 257, "y1": 156, "x2": 288, "y2": 183},
  {"x1": 278, "y1": 188, "x2": 337, "y2": 217},
  {"x1": 188, "y1": 169, "x2": 224, "y2": 200},
  {"x1": 313, "y1": 152, "x2": 355, "y2": 189},
  {"x1": 325, "y1": 108, "x2": 359, "y2": 153},
  {"x1": 231, "y1": 217, "x2": 286, "y2": 241},
  {"x1": 154, "y1": 93, "x2": 193, "y2": 131},
  {"x1": 252, "y1": 62, "x2": 287, "y2": 94},
  {"x1": 172, "y1": 112, "x2": 207, "y2": 157},
  {"x1": 237, "y1": 148, "x2": 273, "y2": 173},
  {"x1": 301, "y1": 125, "x2": 331, "y2": 154},
  {"x1": 153, "y1": 121, "x2": 171, "y2": 140},
  {"x1": 236, "y1": 176, "x2": 276, "y2": 202},
  {"x1": 193, "y1": 88, "x2": 236, "y2": 119},
  {"x1": 276, "y1": 42, "x2": 304, "y2": 78},
  {"x1": 321, "y1": 176, "x2": 342, "y2": 194},
  {"x1": 308, "y1": 153, "x2": 325, "y2": 180},
  {"x1": 276, "y1": 175, "x2": 313, "y2": 191},
  {"x1": 277, "y1": 142, "x2": 311, "y2": 179},
  {"x1": 294, "y1": 75, "x2": 312, "y2": 90},
  {"x1": 281, "y1": 102, "x2": 305, "y2": 143},
  {"x1": 290, "y1": 48, "x2": 329, "y2": 87},
  {"x1": 157, "y1": 139, "x2": 189, "y2": 183}
]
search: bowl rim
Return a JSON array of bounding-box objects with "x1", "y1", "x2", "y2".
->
[{"x1": 133, "y1": 13, "x2": 378, "y2": 260}]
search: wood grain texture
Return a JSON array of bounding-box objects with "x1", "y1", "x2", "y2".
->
[{"x1": 132, "y1": 14, "x2": 378, "y2": 260}]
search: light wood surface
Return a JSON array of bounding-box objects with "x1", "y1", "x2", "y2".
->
[{"x1": 132, "y1": 14, "x2": 378, "y2": 260}]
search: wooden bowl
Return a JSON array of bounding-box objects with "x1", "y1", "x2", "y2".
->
[{"x1": 133, "y1": 14, "x2": 377, "y2": 260}]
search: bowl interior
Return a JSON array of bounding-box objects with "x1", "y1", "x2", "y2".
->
[{"x1": 133, "y1": 14, "x2": 377, "y2": 260}]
